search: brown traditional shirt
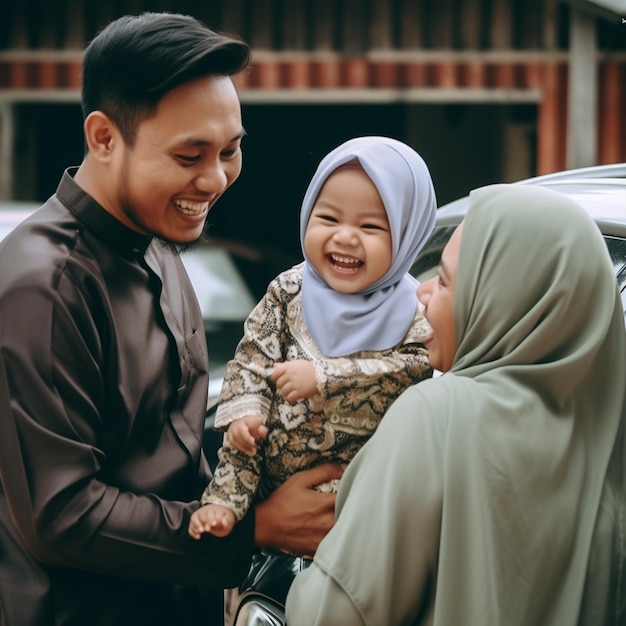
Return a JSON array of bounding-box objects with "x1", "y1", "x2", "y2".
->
[{"x1": 0, "y1": 169, "x2": 254, "y2": 625}]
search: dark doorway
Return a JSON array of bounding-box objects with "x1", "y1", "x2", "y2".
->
[
  {"x1": 208, "y1": 102, "x2": 408, "y2": 261},
  {"x1": 12, "y1": 102, "x2": 84, "y2": 201},
  {"x1": 8, "y1": 100, "x2": 536, "y2": 266}
]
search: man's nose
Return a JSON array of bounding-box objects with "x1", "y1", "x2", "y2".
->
[{"x1": 195, "y1": 162, "x2": 228, "y2": 194}]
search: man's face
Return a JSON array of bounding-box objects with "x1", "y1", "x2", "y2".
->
[{"x1": 110, "y1": 75, "x2": 244, "y2": 245}]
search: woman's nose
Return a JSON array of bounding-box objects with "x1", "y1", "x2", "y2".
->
[{"x1": 417, "y1": 278, "x2": 433, "y2": 306}]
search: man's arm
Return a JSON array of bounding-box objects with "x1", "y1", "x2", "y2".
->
[{"x1": 0, "y1": 278, "x2": 254, "y2": 589}]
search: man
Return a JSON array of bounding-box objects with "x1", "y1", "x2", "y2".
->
[{"x1": 0, "y1": 13, "x2": 341, "y2": 625}]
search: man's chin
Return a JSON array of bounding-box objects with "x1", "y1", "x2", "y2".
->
[{"x1": 156, "y1": 225, "x2": 209, "y2": 254}]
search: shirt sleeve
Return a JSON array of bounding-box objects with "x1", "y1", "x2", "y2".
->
[
  {"x1": 200, "y1": 430, "x2": 264, "y2": 521},
  {"x1": 315, "y1": 339, "x2": 432, "y2": 425},
  {"x1": 214, "y1": 274, "x2": 289, "y2": 430}
]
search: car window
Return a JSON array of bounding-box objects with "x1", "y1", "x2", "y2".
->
[
  {"x1": 607, "y1": 237, "x2": 626, "y2": 314},
  {"x1": 181, "y1": 247, "x2": 257, "y2": 322},
  {"x1": 411, "y1": 225, "x2": 457, "y2": 283},
  {"x1": 606, "y1": 237, "x2": 626, "y2": 286}
]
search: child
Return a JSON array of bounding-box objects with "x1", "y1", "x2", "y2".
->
[{"x1": 189, "y1": 136, "x2": 437, "y2": 540}]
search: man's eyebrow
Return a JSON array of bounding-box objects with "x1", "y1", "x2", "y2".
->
[{"x1": 179, "y1": 129, "x2": 247, "y2": 147}]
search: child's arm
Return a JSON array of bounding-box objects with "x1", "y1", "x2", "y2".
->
[
  {"x1": 214, "y1": 273, "x2": 291, "y2": 431},
  {"x1": 317, "y1": 341, "x2": 432, "y2": 424},
  {"x1": 269, "y1": 339, "x2": 432, "y2": 409},
  {"x1": 326, "y1": 342, "x2": 431, "y2": 385},
  {"x1": 200, "y1": 427, "x2": 265, "y2": 525}
]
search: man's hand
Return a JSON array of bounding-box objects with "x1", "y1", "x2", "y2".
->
[
  {"x1": 254, "y1": 463, "x2": 345, "y2": 556},
  {"x1": 272, "y1": 360, "x2": 318, "y2": 402},
  {"x1": 228, "y1": 415, "x2": 268, "y2": 455}
]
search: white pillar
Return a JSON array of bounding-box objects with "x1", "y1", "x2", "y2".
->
[
  {"x1": 567, "y1": 7, "x2": 597, "y2": 169},
  {"x1": 0, "y1": 102, "x2": 15, "y2": 200}
]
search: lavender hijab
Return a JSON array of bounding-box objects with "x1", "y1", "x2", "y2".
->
[{"x1": 300, "y1": 136, "x2": 437, "y2": 357}]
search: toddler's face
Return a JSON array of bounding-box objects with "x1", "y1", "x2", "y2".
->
[{"x1": 303, "y1": 165, "x2": 392, "y2": 294}]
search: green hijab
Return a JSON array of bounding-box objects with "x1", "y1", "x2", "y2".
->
[{"x1": 286, "y1": 184, "x2": 626, "y2": 625}]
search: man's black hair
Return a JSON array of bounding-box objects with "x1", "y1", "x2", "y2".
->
[{"x1": 81, "y1": 12, "x2": 250, "y2": 144}]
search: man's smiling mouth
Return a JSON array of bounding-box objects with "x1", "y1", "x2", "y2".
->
[{"x1": 173, "y1": 199, "x2": 209, "y2": 216}]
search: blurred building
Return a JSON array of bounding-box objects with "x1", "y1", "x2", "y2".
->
[{"x1": 0, "y1": 0, "x2": 623, "y2": 254}]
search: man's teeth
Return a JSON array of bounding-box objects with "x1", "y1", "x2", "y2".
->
[{"x1": 174, "y1": 200, "x2": 209, "y2": 216}]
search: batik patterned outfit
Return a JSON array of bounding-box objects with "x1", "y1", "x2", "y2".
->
[
  {"x1": 202, "y1": 263, "x2": 433, "y2": 518},
  {"x1": 199, "y1": 137, "x2": 438, "y2": 525}
]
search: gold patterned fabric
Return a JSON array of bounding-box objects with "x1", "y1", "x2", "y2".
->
[{"x1": 201, "y1": 263, "x2": 433, "y2": 519}]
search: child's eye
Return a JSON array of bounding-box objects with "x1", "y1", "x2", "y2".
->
[{"x1": 312, "y1": 212, "x2": 338, "y2": 224}]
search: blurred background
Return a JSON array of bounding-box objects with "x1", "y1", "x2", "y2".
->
[{"x1": 0, "y1": 0, "x2": 624, "y2": 260}]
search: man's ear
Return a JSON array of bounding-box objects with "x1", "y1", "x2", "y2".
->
[{"x1": 83, "y1": 111, "x2": 120, "y2": 161}]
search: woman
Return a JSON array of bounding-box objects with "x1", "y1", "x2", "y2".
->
[{"x1": 285, "y1": 183, "x2": 626, "y2": 625}]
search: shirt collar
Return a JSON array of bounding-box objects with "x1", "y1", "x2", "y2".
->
[{"x1": 56, "y1": 167, "x2": 153, "y2": 258}]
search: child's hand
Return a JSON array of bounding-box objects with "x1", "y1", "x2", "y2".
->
[
  {"x1": 228, "y1": 415, "x2": 268, "y2": 455},
  {"x1": 188, "y1": 503, "x2": 237, "y2": 539},
  {"x1": 271, "y1": 360, "x2": 318, "y2": 402}
]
